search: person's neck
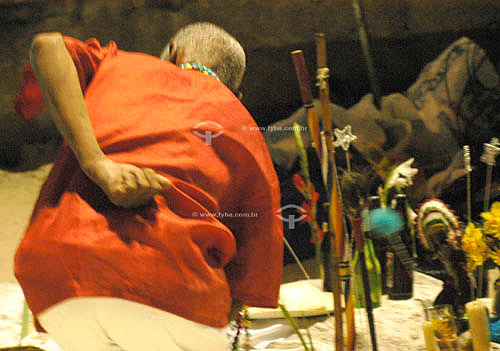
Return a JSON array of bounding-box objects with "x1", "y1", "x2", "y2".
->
[{"x1": 179, "y1": 62, "x2": 219, "y2": 81}]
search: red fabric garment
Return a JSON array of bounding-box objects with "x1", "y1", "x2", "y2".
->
[
  {"x1": 13, "y1": 65, "x2": 43, "y2": 120},
  {"x1": 13, "y1": 38, "x2": 107, "y2": 120},
  {"x1": 14, "y1": 37, "x2": 283, "y2": 329}
]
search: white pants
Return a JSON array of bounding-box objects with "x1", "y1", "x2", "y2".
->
[{"x1": 38, "y1": 297, "x2": 229, "y2": 351}]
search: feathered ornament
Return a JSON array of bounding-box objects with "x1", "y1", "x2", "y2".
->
[
  {"x1": 417, "y1": 199, "x2": 462, "y2": 252},
  {"x1": 369, "y1": 207, "x2": 415, "y2": 275},
  {"x1": 369, "y1": 208, "x2": 404, "y2": 237},
  {"x1": 417, "y1": 199, "x2": 474, "y2": 314},
  {"x1": 379, "y1": 158, "x2": 418, "y2": 208}
]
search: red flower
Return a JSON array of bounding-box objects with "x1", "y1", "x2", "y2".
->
[
  {"x1": 293, "y1": 173, "x2": 308, "y2": 196},
  {"x1": 310, "y1": 226, "x2": 325, "y2": 244},
  {"x1": 299, "y1": 191, "x2": 320, "y2": 223},
  {"x1": 293, "y1": 173, "x2": 323, "y2": 244},
  {"x1": 293, "y1": 173, "x2": 319, "y2": 201}
]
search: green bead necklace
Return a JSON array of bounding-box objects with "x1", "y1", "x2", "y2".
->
[{"x1": 180, "y1": 63, "x2": 219, "y2": 81}]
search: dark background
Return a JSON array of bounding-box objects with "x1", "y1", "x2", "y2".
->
[{"x1": 1, "y1": 0, "x2": 500, "y2": 168}]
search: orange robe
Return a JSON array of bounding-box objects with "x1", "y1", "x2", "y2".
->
[{"x1": 14, "y1": 37, "x2": 283, "y2": 329}]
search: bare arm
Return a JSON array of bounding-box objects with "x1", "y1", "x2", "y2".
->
[
  {"x1": 30, "y1": 32, "x2": 170, "y2": 207},
  {"x1": 30, "y1": 32, "x2": 103, "y2": 169}
]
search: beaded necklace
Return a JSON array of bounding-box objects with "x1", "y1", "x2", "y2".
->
[
  {"x1": 180, "y1": 62, "x2": 219, "y2": 81},
  {"x1": 231, "y1": 306, "x2": 251, "y2": 351}
]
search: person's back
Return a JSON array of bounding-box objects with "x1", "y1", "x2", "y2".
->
[{"x1": 14, "y1": 22, "x2": 283, "y2": 351}]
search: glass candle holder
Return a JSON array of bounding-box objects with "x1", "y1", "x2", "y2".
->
[{"x1": 424, "y1": 304, "x2": 458, "y2": 351}]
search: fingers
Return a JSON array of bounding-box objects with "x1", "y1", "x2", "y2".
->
[
  {"x1": 143, "y1": 168, "x2": 164, "y2": 191},
  {"x1": 121, "y1": 168, "x2": 143, "y2": 191},
  {"x1": 139, "y1": 168, "x2": 171, "y2": 195},
  {"x1": 156, "y1": 174, "x2": 172, "y2": 190},
  {"x1": 112, "y1": 166, "x2": 171, "y2": 208}
]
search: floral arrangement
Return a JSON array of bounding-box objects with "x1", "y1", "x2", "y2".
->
[
  {"x1": 415, "y1": 199, "x2": 500, "y2": 313},
  {"x1": 461, "y1": 202, "x2": 500, "y2": 271}
]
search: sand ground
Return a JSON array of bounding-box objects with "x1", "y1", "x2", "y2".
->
[{"x1": 0, "y1": 162, "x2": 52, "y2": 283}]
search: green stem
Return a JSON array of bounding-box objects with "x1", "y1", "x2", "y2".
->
[
  {"x1": 279, "y1": 304, "x2": 311, "y2": 351},
  {"x1": 310, "y1": 209, "x2": 323, "y2": 279},
  {"x1": 19, "y1": 301, "x2": 30, "y2": 344}
]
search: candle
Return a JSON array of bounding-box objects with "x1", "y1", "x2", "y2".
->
[
  {"x1": 422, "y1": 321, "x2": 438, "y2": 351},
  {"x1": 424, "y1": 304, "x2": 458, "y2": 350},
  {"x1": 466, "y1": 300, "x2": 490, "y2": 351}
]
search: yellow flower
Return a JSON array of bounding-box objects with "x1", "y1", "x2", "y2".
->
[
  {"x1": 461, "y1": 222, "x2": 488, "y2": 271},
  {"x1": 490, "y1": 247, "x2": 500, "y2": 267},
  {"x1": 482, "y1": 202, "x2": 500, "y2": 238}
]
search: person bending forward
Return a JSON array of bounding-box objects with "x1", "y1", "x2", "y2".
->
[{"x1": 14, "y1": 22, "x2": 283, "y2": 351}]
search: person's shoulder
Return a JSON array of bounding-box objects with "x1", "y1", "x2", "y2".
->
[{"x1": 206, "y1": 87, "x2": 253, "y2": 122}]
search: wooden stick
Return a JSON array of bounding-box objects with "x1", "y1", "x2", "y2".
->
[
  {"x1": 315, "y1": 33, "x2": 345, "y2": 259},
  {"x1": 315, "y1": 33, "x2": 334, "y2": 161},
  {"x1": 291, "y1": 50, "x2": 322, "y2": 160},
  {"x1": 352, "y1": 0, "x2": 382, "y2": 109},
  {"x1": 291, "y1": 49, "x2": 331, "y2": 287},
  {"x1": 351, "y1": 216, "x2": 378, "y2": 351},
  {"x1": 315, "y1": 32, "x2": 345, "y2": 351},
  {"x1": 322, "y1": 221, "x2": 344, "y2": 351}
]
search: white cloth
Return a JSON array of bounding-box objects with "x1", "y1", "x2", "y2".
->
[{"x1": 37, "y1": 297, "x2": 229, "y2": 351}]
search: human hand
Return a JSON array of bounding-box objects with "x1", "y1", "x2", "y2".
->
[{"x1": 83, "y1": 157, "x2": 171, "y2": 208}]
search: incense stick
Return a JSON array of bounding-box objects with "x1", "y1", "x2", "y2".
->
[
  {"x1": 463, "y1": 145, "x2": 472, "y2": 224},
  {"x1": 283, "y1": 237, "x2": 312, "y2": 280},
  {"x1": 463, "y1": 143, "x2": 474, "y2": 301}
]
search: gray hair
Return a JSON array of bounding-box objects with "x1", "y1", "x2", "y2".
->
[{"x1": 165, "y1": 22, "x2": 246, "y2": 93}]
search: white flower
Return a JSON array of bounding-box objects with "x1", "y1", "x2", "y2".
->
[{"x1": 386, "y1": 158, "x2": 418, "y2": 190}]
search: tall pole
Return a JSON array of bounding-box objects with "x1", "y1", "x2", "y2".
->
[
  {"x1": 315, "y1": 32, "x2": 345, "y2": 351},
  {"x1": 352, "y1": 0, "x2": 382, "y2": 109}
]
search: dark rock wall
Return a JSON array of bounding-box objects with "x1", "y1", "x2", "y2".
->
[{"x1": 1, "y1": 0, "x2": 499, "y2": 167}]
